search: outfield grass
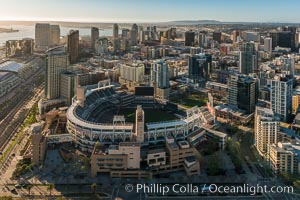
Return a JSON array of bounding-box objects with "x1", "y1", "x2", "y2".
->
[
  {"x1": 172, "y1": 93, "x2": 208, "y2": 108},
  {"x1": 119, "y1": 108, "x2": 178, "y2": 123}
]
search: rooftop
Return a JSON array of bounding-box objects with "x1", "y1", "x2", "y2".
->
[
  {"x1": 0, "y1": 61, "x2": 24, "y2": 73},
  {"x1": 271, "y1": 142, "x2": 300, "y2": 154},
  {"x1": 185, "y1": 156, "x2": 197, "y2": 163},
  {"x1": 148, "y1": 148, "x2": 166, "y2": 154},
  {"x1": 119, "y1": 142, "x2": 140, "y2": 147}
]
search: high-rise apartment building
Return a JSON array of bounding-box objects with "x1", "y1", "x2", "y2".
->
[
  {"x1": 151, "y1": 60, "x2": 170, "y2": 99},
  {"x1": 269, "y1": 142, "x2": 300, "y2": 174},
  {"x1": 45, "y1": 46, "x2": 69, "y2": 100},
  {"x1": 264, "y1": 37, "x2": 272, "y2": 53},
  {"x1": 292, "y1": 95, "x2": 300, "y2": 114},
  {"x1": 227, "y1": 74, "x2": 258, "y2": 114},
  {"x1": 255, "y1": 106, "x2": 279, "y2": 157},
  {"x1": 270, "y1": 74, "x2": 293, "y2": 122},
  {"x1": 119, "y1": 62, "x2": 145, "y2": 90},
  {"x1": 67, "y1": 30, "x2": 79, "y2": 64},
  {"x1": 151, "y1": 60, "x2": 169, "y2": 89},
  {"x1": 232, "y1": 30, "x2": 241, "y2": 43},
  {"x1": 60, "y1": 72, "x2": 75, "y2": 106},
  {"x1": 239, "y1": 42, "x2": 258, "y2": 75}
]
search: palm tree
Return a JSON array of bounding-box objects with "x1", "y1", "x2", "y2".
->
[
  {"x1": 38, "y1": 165, "x2": 43, "y2": 172},
  {"x1": 91, "y1": 183, "x2": 97, "y2": 194},
  {"x1": 47, "y1": 183, "x2": 55, "y2": 196},
  {"x1": 26, "y1": 184, "x2": 33, "y2": 196},
  {"x1": 94, "y1": 141, "x2": 100, "y2": 149}
]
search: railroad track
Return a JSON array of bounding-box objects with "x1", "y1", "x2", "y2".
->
[
  {"x1": 0, "y1": 87, "x2": 43, "y2": 152},
  {"x1": 0, "y1": 89, "x2": 43, "y2": 175},
  {"x1": 0, "y1": 92, "x2": 33, "y2": 145}
]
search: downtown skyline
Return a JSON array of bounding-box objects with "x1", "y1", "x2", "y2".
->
[{"x1": 1, "y1": 0, "x2": 300, "y2": 23}]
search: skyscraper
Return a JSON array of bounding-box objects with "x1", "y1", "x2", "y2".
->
[
  {"x1": 239, "y1": 42, "x2": 258, "y2": 75},
  {"x1": 151, "y1": 60, "x2": 170, "y2": 99},
  {"x1": 130, "y1": 23, "x2": 138, "y2": 46},
  {"x1": 151, "y1": 60, "x2": 169, "y2": 89},
  {"x1": 35, "y1": 23, "x2": 50, "y2": 48},
  {"x1": 255, "y1": 106, "x2": 279, "y2": 157},
  {"x1": 45, "y1": 46, "x2": 69, "y2": 100},
  {"x1": 91, "y1": 27, "x2": 99, "y2": 51},
  {"x1": 113, "y1": 23, "x2": 119, "y2": 39},
  {"x1": 60, "y1": 71, "x2": 75, "y2": 105},
  {"x1": 270, "y1": 74, "x2": 293, "y2": 122},
  {"x1": 198, "y1": 33, "x2": 206, "y2": 47},
  {"x1": 188, "y1": 53, "x2": 211, "y2": 85},
  {"x1": 122, "y1": 29, "x2": 130, "y2": 38},
  {"x1": 35, "y1": 23, "x2": 60, "y2": 49},
  {"x1": 213, "y1": 32, "x2": 222, "y2": 43},
  {"x1": 113, "y1": 38, "x2": 121, "y2": 53},
  {"x1": 270, "y1": 31, "x2": 295, "y2": 51},
  {"x1": 185, "y1": 31, "x2": 195, "y2": 46},
  {"x1": 49, "y1": 25, "x2": 60, "y2": 46},
  {"x1": 67, "y1": 30, "x2": 79, "y2": 64}
]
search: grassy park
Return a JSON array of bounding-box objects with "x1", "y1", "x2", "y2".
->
[{"x1": 171, "y1": 93, "x2": 208, "y2": 108}]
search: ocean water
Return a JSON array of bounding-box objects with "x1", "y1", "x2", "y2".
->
[{"x1": 0, "y1": 25, "x2": 113, "y2": 46}]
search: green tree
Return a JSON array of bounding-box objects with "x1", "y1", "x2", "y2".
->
[
  {"x1": 80, "y1": 165, "x2": 86, "y2": 172},
  {"x1": 91, "y1": 183, "x2": 97, "y2": 194},
  {"x1": 293, "y1": 180, "x2": 300, "y2": 190},
  {"x1": 94, "y1": 141, "x2": 100, "y2": 149},
  {"x1": 0, "y1": 196, "x2": 13, "y2": 200},
  {"x1": 26, "y1": 184, "x2": 33, "y2": 196},
  {"x1": 207, "y1": 153, "x2": 221, "y2": 176},
  {"x1": 55, "y1": 197, "x2": 66, "y2": 200}
]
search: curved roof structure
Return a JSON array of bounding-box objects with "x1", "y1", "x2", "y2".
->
[{"x1": 0, "y1": 61, "x2": 24, "y2": 73}]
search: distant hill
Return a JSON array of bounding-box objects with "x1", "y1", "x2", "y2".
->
[
  {"x1": 0, "y1": 20, "x2": 299, "y2": 28},
  {"x1": 161, "y1": 20, "x2": 222, "y2": 25}
]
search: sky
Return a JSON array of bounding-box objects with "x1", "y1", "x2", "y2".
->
[{"x1": 0, "y1": 0, "x2": 299, "y2": 23}]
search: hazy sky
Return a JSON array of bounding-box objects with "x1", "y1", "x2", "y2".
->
[{"x1": 0, "y1": 0, "x2": 299, "y2": 23}]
